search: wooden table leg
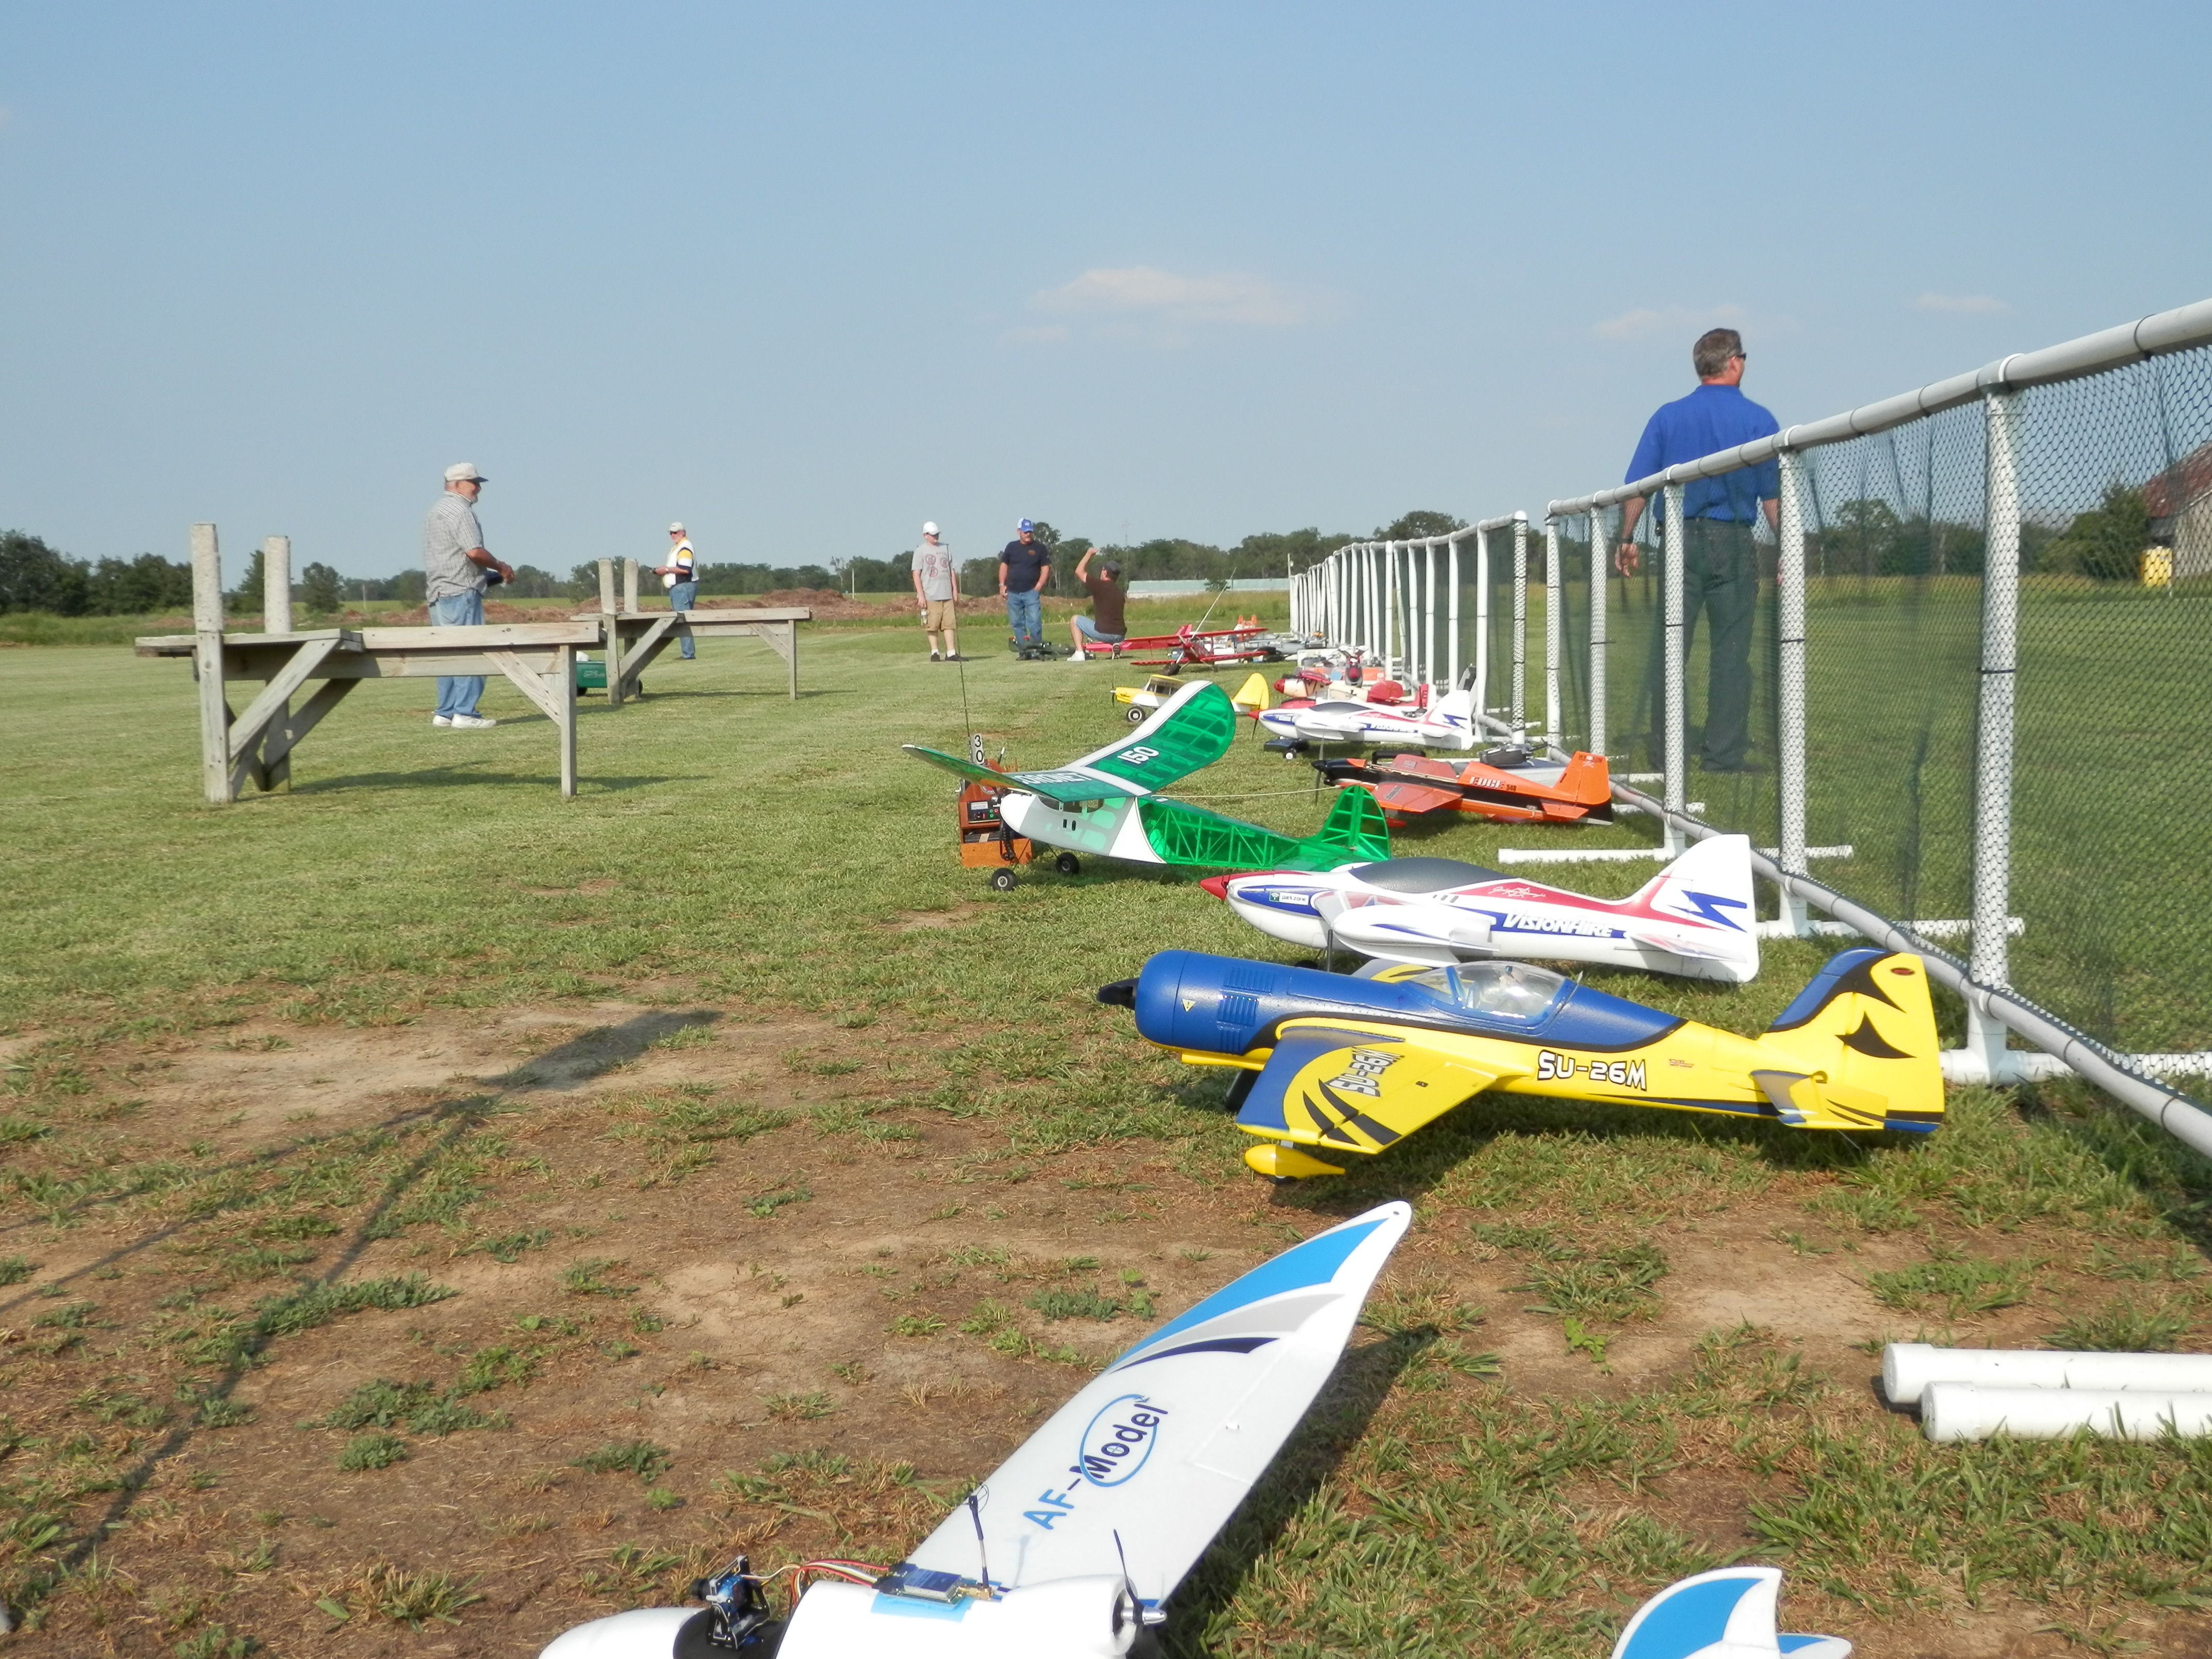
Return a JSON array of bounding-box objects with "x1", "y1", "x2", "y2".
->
[{"x1": 558, "y1": 645, "x2": 577, "y2": 798}]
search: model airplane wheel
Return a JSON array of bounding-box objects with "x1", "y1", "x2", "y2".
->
[
  {"x1": 1054, "y1": 852, "x2": 1082, "y2": 875},
  {"x1": 1125, "y1": 706, "x2": 1148, "y2": 724},
  {"x1": 988, "y1": 868, "x2": 1016, "y2": 892}
]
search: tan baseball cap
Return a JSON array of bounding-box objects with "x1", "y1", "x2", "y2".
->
[{"x1": 444, "y1": 462, "x2": 486, "y2": 482}]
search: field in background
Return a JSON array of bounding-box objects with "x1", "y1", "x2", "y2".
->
[{"x1": 0, "y1": 628, "x2": 2208, "y2": 1656}]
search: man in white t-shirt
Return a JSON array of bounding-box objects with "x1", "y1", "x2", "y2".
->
[
  {"x1": 911, "y1": 522, "x2": 959, "y2": 661},
  {"x1": 654, "y1": 522, "x2": 698, "y2": 660}
]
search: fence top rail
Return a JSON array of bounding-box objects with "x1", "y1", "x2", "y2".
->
[{"x1": 1542, "y1": 292, "x2": 2212, "y2": 520}]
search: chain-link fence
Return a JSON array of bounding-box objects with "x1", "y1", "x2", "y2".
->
[{"x1": 1289, "y1": 297, "x2": 2212, "y2": 1141}]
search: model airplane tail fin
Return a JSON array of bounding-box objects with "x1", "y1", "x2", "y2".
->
[
  {"x1": 1556, "y1": 749, "x2": 1613, "y2": 806},
  {"x1": 1749, "y1": 949, "x2": 1944, "y2": 1134},
  {"x1": 1430, "y1": 686, "x2": 1476, "y2": 729},
  {"x1": 1299, "y1": 786, "x2": 1391, "y2": 867},
  {"x1": 1231, "y1": 671, "x2": 1273, "y2": 714},
  {"x1": 1625, "y1": 834, "x2": 1760, "y2": 982},
  {"x1": 1613, "y1": 1567, "x2": 1850, "y2": 1659}
]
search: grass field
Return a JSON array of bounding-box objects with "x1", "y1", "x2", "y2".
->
[{"x1": 1, "y1": 621, "x2": 2210, "y2": 1656}]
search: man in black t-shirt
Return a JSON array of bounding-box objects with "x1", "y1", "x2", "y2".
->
[
  {"x1": 1067, "y1": 547, "x2": 1127, "y2": 659},
  {"x1": 999, "y1": 518, "x2": 1051, "y2": 651}
]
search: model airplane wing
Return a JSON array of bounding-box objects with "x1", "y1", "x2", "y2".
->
[
  {"x1": 1368, "y1": 779, "x2": 1465, "y2": 816},
  {"x1": 899, "y1": 1202, "x2": 1412, "y2": 1613},
  {"x1": 1613, "y1": 1567, "x2": 1850, "y2": 1659},
  {"x1": 903, "y1": 680, "x2": 1238, "y2": 807},
  {"x1": 1231, "y1": 1023, "x2": 1524, "y2": 1154}
]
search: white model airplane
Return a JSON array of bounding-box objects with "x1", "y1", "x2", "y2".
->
[
  {"x1": 1255, "y1": 684, "x2": 1481, "y2": 751},
  {"x1": 541, "y1": 1201, "x2": 1414, "y2": 1656},
  {"x1": 1205, "y1": 834, "x2": 1761, "y2": 984}
]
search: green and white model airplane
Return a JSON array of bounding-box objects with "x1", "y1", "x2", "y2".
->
[{"x1": 905, "y1": 679, "x2": 1389, "y2": 872}]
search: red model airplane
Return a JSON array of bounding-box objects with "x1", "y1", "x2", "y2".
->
[
  {"x1": 1078, "y1": 617, "x2": 1282, "y2": 670},
  {"x1": 1319, "y1": 747, "x2": 1616, "y2": 826}
]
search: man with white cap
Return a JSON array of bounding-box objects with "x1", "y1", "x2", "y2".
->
[
  {"x1": 654, "y1": 522, "x2": 698, "y2": 661},
  {"x1": 422, "y1": 463, "x2": 513, "y2": 728},
  {"x1": 910, "y1": 522, "x2": 958, "y2": 661}
]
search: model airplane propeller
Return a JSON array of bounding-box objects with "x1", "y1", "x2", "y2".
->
[
  {"x1": 1206, "y1": 836, "x2": 1760, "y2": 984},
  {"x1": 1099, "y1": 945, "x2": 1943, "y2": 1179},
  {"x1": 540, "y1": 1202, "x2": 1414, "y2": 1657},
  {"x1": 905, "y1": 678, "x2": 1391, "y2": 874}
]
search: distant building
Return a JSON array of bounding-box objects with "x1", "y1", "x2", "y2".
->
[{"x1": 2145, "y1": 442, "x2": 2212, "y2": 578}]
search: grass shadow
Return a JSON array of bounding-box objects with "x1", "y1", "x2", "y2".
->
[{"x1": 500, "y1": 1009, "x2": 721, "y2": 1091}]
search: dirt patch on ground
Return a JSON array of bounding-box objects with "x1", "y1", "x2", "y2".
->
[{"x1": 2, "y1": 1006, "x2": 2206, "y2": 1656}]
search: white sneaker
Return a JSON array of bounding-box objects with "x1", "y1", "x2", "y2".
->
[
  {"x1": 449, "y1": 713, "x2": 497, "y2": 729},
  {"x1": 431, "y1": 714, "x2": 452, "y2": 727}
]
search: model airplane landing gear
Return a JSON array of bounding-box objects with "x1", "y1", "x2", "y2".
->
[
  {"x1": 1054, "y1": 852, "x2": 1082, "y2": 876},
  {"x1": 988, "y1": 868, "x2": 1016, "y2": 892}
]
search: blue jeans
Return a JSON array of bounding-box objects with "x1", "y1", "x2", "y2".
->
[
  {"x1": 668, "y1": 580, "x2": 697, "y2": 659},
  {"x1": 1074, "y1": 614, "x2": 1124, "y2": 645},
  {"x1": 430, "y1": 590, "x2": 484, "y2": 717},
  {"x1": 1005, "y1": 587, "x2": 1043, "y2": 647}
]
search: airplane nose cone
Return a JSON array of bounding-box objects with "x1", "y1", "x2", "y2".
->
[{"x1": 1198, "y1": 874, "x2": 1232, "y2": 900}]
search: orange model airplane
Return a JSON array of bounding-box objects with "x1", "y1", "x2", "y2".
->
[{"x1": 1318, "y1": 747, "x2": 1615, "y2": 826}]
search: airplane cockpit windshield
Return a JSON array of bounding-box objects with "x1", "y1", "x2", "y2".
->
[{"x1": 1400, "y1": 961, "x2": 1567, "y2": 1022}]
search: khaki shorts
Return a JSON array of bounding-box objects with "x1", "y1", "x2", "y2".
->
[{"x1": 922, "y1": 597, "x2": 957, "y2": 630}]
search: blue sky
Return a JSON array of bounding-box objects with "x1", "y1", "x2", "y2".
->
[{"x1": 3, "y1": 2, "x2": 2207, "y2": 581}]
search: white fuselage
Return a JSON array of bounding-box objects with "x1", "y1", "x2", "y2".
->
[
  {"x1": 1255, "y1": 701, "x2": 1477, "y2": 751},
  {"x1": 999, "y1": 792, "x2": 1160, "y2": 864},
  {"x1": 1221, "y1": 866, "x2": 1759, "y2": 984}
]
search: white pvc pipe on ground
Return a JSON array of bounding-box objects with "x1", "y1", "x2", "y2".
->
[
  {"x1": 1885, "y1": 1343, "x2": 2212, "y2": 1404},
  {"x1": 1923, "y1": 1383, "x2": 2212, "y2": 1443}
]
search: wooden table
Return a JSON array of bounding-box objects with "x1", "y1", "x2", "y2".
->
[
  {"x1": 585, "y1": 606, "x2": 811, "y2": 705},
  {"x1": 137, "y1": 622, "x2": 600, "y2": 802}
]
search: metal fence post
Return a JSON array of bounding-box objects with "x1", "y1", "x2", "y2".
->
[
  {"x1": 1543, "y1": 518, "x2": 1562, "y2": 750},
  {"x1": 1662, "y1": 482, "x2": 1687, "y2": 856},
  {"x1": 1969, "y1": 388, "x2": 2023, "y2": 1078},
  {"x1": 1384, "y1": 541, "x2": 1399, "y2": 677},
  {"x1": 1423, "y1": 541, "x2": 1436, "y2": 692},
  {"x1": 1776, "y1": 450, "x2": 1811, "y2": 934},
  {"x1": 1446, "y1": 535, "x2": 1461, "y2": 690},
  {"x1": 1510, "y1": 512, "x2": 1528, "y2": 740},
  {"x1": 1473, "y1": 527, "x2": 1491, "y2": 719},
  {"x1": 1588, "y1": 511, "x2": 1607, "y2": 757}
]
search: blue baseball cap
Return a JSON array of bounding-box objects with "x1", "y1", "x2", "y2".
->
[{"x1": 1017, "y1": 518, "x2": 1034, "y2": 533}]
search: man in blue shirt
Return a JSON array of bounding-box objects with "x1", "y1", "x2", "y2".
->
[
  {"x1": 1616, "y1": 329, "x2": 1778, "y2": 773},
  {"x1": 999, "y1": 519, "x2": 1052, "y2": 653}
]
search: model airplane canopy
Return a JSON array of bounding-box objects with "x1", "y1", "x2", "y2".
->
[
  {"x1": 899, "y1": 1200, "x2": 1411, "y2": 1608},
  {"x1": 1101, "y1": 946, "x2": 1943, "y2": 1179},
  {"x1": 1209, "y1": 835, "x2": 1760, "y2": 983},
  {"x1": 906, "y1": 678, "x2": 1241, "y2": 807}
]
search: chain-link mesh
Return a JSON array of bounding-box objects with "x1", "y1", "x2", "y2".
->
[
  {"x1": 2009, "y1": 347, "x2": 2212, "y2": 1053},
  {"x1": 1792, "y1": 404, "x2": 1986, "y2": 944},
  {"x1": 1553, "y1": 519, "x2": 1595, "y2": 753}
]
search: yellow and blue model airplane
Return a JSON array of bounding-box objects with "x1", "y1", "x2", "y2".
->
[{"x1": 1099, "y1": 946, "x2": 1944, "y2": 1178}]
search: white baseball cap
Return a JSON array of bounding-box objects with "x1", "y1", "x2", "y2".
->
[
  {"x1": 444, "y1": 462, "x2": 486, "y2": 482},
  {"x1": 668, "y1": 522, "x2": 685, "y2": 533},
  {"x1": 922, "y1": 522, "x2": 939, "y2": 536}
]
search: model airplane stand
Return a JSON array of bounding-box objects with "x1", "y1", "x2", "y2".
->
[{"x1": 958, "y1": 774, "x2": 1080, "y2": 890}]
